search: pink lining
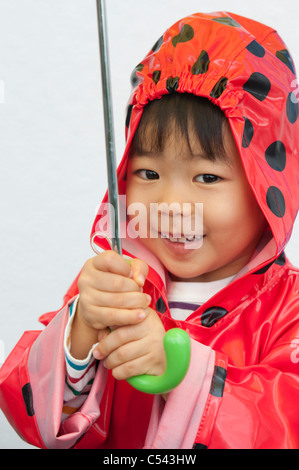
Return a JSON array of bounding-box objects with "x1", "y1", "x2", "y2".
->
[
  {"x1": 28, "y1": 299, "x2": 108, "y2": 449},
  {"x1": 144, "y1": 340, "x2": 215, "y2": 449}
]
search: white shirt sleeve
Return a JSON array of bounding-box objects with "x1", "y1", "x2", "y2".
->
[{"x1": 62, "y1": 296, "x2": 99, "y2": 421}]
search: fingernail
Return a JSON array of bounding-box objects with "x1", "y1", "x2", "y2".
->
[
  {"x1": 93, "y1": 350, "x2": 102, "y2": 360},
  {"x1": 138, "y1": 311, "x2": 146, "y2": 320},
  {"x1": 137, "y1": 274, "x2": 145, "y2": 286},
  {"x1": 145, "y1": 294, "x2": 151, "y2": 305}
]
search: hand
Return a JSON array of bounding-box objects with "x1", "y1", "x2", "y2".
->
[
  {"x1": 93, "y1": 307, "x2": 166, "y2": 380},
  {"x1": 70, "y1": 250, "x2": 151, "y2": 359},
  {"x1": 77, "y1": 250, "x2": 150, "y2": 330}
]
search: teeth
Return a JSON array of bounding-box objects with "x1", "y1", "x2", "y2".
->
[{"x1": 161, "y1": 233, "x2": 202, "y2": 243}]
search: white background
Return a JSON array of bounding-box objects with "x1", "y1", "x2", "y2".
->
[{"x1": 0, "y1": 0, "x2": 298, "y2": 448}]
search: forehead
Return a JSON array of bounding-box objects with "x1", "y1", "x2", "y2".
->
[
  {"x1": 131, "y1": 118, "x2": 237, "y2": 169},
  {"x1": 133, "y1": 127, "x2": 204, "y2": 158}
]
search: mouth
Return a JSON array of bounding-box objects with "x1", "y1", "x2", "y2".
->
[
  {"x1": 159, "y1": 232, "x2": 204, "y2": 251},
  {"x1": 160, "y1": 232, "x2": 203, "y2": 243}
]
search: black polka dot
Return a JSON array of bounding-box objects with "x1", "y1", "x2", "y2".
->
[
  {"x1": 212, "y1": 17, "x2": 241, "y2": 27},
  {"x1": 254, "y1": 251, "x2": 286, "y2": 274},
  {"x1": 193, "y1": 443, "x2": 208, "y2": 449},
  {"x1": 172, "y1": 24, "x2": 194, "y2": 47},
  {"x1": 276, "y1": 49, "x2": 295, "y2": 74},
  {"x1": 191, "y1": 50, "x2": 210, "y2": 75},
  {"x1": 275, "y1": 251, "x2": 286, "y2": 266},
  {"x1": 253, "y1": 260, "x2": 275, "y2": 274},
  {"x1": 246, "y1": 40, "x2": 265, "y2": 58},
  {"x1": 242, "y1": 117, "x2": 254, "y2": 148},
  {"x1": 156, "y1": 297, "x2": 167, "y2": 314},
  {"x1": 266, "y1": 186, "x2": 286, "y2": 218},
  {"x1": 209, "y1": 366, "x2": 227, "y2": 397},
  {"x1": 22, "y1": 383, "x2": 35, "y2": 417},
  {"x1": 201, "y1": 306, "x2": 228, "y2": 327},
  {"x1": 166, "y1": 76, "x2": 179, "y2": 93},
  {"x1": 265, "y1": 141, "x2": 286, "y2": 171},
  {"x1": 243, "y1": 72, "x2": 271, "y2": 101},
  {"x1": 126, "y1": 104, "x2": 133, "y2": 128},
  {"x1": 130, "y1": 63, "x2": 144, "y2": 88},
  {"x1": 152, "y1": 35, "x2": 164, "y2": 52},
  {"x1": 210, "y1": 77, "x2": 228, "y2": 99},
  {"x1": 286, "y1": 92, "x2": 299, "y2": 124},
  {"x1": 152, "y1": 70, "x2": 161, "y2": 84}
]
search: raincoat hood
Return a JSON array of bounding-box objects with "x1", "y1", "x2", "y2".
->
[{"x1": 92, "y1": 11, "x2": 299, "y2": 277}]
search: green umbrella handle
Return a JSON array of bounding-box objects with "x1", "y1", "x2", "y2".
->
[{"x1": 127, "y1": 328, "x2": 191, "y2": 394}]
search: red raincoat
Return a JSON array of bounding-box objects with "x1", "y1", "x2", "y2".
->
[{"x1": 1, "y1": 11, "x2": 299, "y2": 449}]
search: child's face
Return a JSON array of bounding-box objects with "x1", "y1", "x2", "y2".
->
[{"x1": 126, "y1": 123, "x2": 267, "y2": 282}]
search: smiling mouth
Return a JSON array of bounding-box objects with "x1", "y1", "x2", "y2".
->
[{"x1": 160, "y1": 232, "x2": 203, "y2": 243}]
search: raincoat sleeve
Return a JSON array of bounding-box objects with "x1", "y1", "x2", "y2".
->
[
  {"x1": 0, "y1": 291, "x2": 111, "y2": 449},
  {"x1": 205, "y1": 327, "x2": 299, "y2": 448},
  {"x1": 145, "y1": 293, "x2": 299, "y2": 449}
]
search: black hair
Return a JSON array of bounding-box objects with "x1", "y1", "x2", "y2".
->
[{"x1": 130, "y1": 93, "x2": 228, "y2": 161}]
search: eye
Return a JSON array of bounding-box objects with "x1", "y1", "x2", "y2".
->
[
  {"x1": 136, "y1": 169, "x2": 159, "y2": 180},
  {"x1": 194, "y1": 174, "x2": 221, "y2": 184}
]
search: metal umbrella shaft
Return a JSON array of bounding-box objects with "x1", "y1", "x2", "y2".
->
[
  {"x1": 96, "y1": 0, "x2": 122, "y2": 254},
  {"x1": 94, "y1": 0, "x2": 191, "y2": 395}
]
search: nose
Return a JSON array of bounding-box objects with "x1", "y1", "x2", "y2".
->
[
  {"x1": 158, "y1": 179, "x2": 191, "y2": 210},
  {"x1": 157, "y1": 182, "x2": 187, "y2": 231},
  {"x1": 152, "y1": 184, "x2": 203, "y2": 237}
]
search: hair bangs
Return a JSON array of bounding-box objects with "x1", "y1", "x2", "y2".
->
[{"x1": 130, "y1": 93, "x2": 228, "y2": 161}]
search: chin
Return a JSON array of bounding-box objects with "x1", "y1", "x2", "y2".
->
[{"x1": 168, "y1": 269, "x2": 202, "y2": 282}]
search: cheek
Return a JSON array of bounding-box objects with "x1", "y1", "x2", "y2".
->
[
  {"x1": 236, "y1": 184, "x2": 266, "y2": 235},
  {"x1": 205, "y1": 198, "x2": 241, "y2": 232},
  {"x1": 126, "y1": 184, "x2": 151, "y2": 239},
  {"x1": 206, "y1": 185, "x2": 264, "y2": 237},
  {"x1": 125, "y1": 178, "x2": 135, "y2": 207},
  {"x1": 126, "y1": 179, "x2": 149, "y2": 207},
  {"x1": 126, "y1": 185, "x2": 142, "y2": 220}
]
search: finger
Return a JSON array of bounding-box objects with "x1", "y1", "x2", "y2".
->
[
  {"x1": 110, "y1": 353, "x2": 159, "y2": 381},
  {"x1": 107, "y1": 336, "x2": 167, "y2": 380},
  {"x1": 86, "y1": 305, "x2": 150, "y2": 331},
  {"x1": 79, "y1": 269, "x2": 139, "y2": 294},
  {"x1": 102, "y1": 334, "x2": 149, "y2": 372},
  {"x1": 129, "y1": 258, "x2": 149, "y2": 287},
  {"x1": 92, "y1": 250, "x2": 132, "y2": 277},
  {"x1": 90, "y1": 289, "x2": 151, "y2": 310},
  {"x1": 94, "y1": 322, "x2": 145, "y2": 358},
  {"x1": 101, "y1": 340, "x2": 144, "y2": 369}
]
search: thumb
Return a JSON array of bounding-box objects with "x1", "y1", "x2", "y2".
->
[{"x1": 129, "y1": 258, "x2": 149, "y2": 288}]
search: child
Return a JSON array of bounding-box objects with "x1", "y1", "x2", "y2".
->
[{"x1": 1, "y1": 11, "x2": 299, "y2": 449}]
